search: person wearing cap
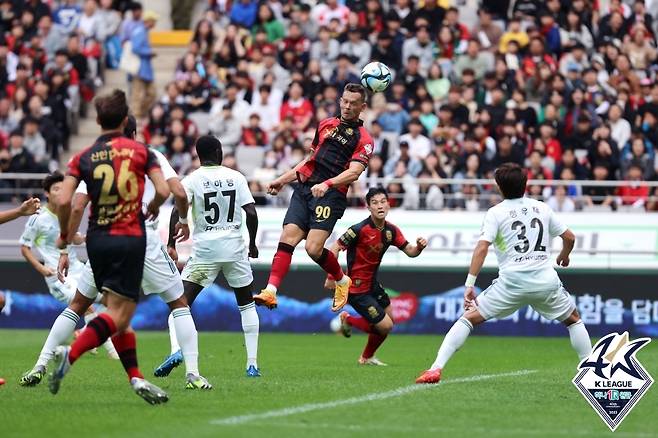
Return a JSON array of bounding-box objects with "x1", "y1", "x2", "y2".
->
[{"x1": 129, "y1": 8, "x2": 158, "y2": 119}]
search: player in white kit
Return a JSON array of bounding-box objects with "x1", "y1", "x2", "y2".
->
[
  {"x1": 416, "y1": 163, "x2": 592, "y2": 384},
  {"x1": 21, "y1": 117, "x2": 211, "y2": 390},
  {"x1": 19, "y1": 173, "x2": 118, "y2": 387},
  {"x1": 156, "y1": 135, "x2": 261, "y2": 378}
]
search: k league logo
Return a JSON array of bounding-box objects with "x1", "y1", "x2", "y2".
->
[{"x1": 573, "y1": 332, "x2": 653, "y2": 431}]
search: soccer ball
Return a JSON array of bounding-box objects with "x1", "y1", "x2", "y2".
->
[{"x1": 360, "y1": 62, "x2": 392, "y2": 93}]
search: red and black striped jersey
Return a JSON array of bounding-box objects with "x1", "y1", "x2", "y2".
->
[
  {"x1": 297, "y1": 117, "x2": 374, "y2": 194},
  {"x1": 67, "y1": 132, "x2": 160, "y2": 237},
  {"x1": 337, "y1": 217, "x2": 409, "y2": 294}
]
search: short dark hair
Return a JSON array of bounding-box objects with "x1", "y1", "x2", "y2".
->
[
  {"x1": 195, "y1": 135, "x2": 223, "y2": 164},
  {"x1": 123, "y1": 114, "x2": 137, "y2": 138},
  {"x1": 95, "y1": 89, "x2": 128, "y2": 130},
  {"x1": 343, "y1": 83, "x2": 367, "y2": 102},
  {"x1": 366, "y1": 187, "x2": 388, "y2": 204},
  {"x1": 42, "y1": 171, "x2": 64, "y2": 192},
  {"x1": 494, "y1": 163, "x2": 527, "y2": 199}
]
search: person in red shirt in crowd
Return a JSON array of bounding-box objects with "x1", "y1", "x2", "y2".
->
[
  {"x1": 241, "y1": 113, "x2": 268, "y2": 146},
  {"x1": 279, "y1": 22, "x2": 310, "y2": 67},
  {"x1": 522, "y1": 36, "x2": 558, "y2": 78},
  {"x1": 280, "y1": 81, "x2": 314, "y2": 134},
  {"x1": 618, "y1": 163, "x2": 650, "y2": 207},
  {"x1": 532, "y1": 123, "x2": 562, "y2": 164},
  {"x1": 326, "y1": 187, "x2": 427, "y2": 366}
]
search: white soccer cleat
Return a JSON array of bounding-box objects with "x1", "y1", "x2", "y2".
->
[
  {"x1": 48, "y1": 346, "x2": 71, "y2": 395},
  {"x1": 358, "y1": 356, "x2": 388, "y2": 366},
  {"x1": 131, "y1": 377, "x2": 169, "y2": 404}
]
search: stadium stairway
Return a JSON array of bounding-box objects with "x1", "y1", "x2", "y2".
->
[{"x1": 64, "y1": 46, "x2": 186, "y2": 163}]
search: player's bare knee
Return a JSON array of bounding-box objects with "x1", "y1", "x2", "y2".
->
[
  {"x1": 167, "y1": 296, "x2": 188, "y2": 310},
  {"x1": 304, "y1": 240, "x2": 324, "y2": 259},
  {"x1": 69, "y1": 292, "x2": 93, "y2": 316},
  {"x1": 376, "y1": 319, "x2": 393, "y2": 335},
  {"x1": 563, "y1": 309, "x2": 581, "y2": 326}
]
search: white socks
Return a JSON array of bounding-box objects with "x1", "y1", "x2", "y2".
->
[
  {"x1": 336, "y1": 276, "x2": 349, "y2": 286},
  {"x1": 171, "y1": 307, "x2": 199, "y2": 376},
  {"x1": 239, "y1": 302, "x2": 259, "y2": 369},
  {"x1": 430, "y1": 317, "x2": 473, "y2": 371},
  {"x1": 568, "y1": 320, "x2": 592, "y2": 360},
  {"x1": 266, "y1": 284, "x2": 278, "y2": 294},
  {"x1": 36, "y1": 308, "x2": 79, "y2": 368},
  {"x1": 167, "y1": 312, "x2": 181, "y2": 354}
]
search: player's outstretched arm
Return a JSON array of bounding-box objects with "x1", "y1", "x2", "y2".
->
[
  {"x1": 311, "y1": 162, "x2": 366, "y2": 198},
  {"x1": 0, "y1": 198, "x2": 40, "y2": 224},
  {"x1": 556, "y1": 229, "x2": 576, "y2": 267},
  {"x1": 403, "y1": 237, "x2": 428, "y2": 258},
  {"x1": 242, "y1": 202, "x2": 259, "y2": 258},
  {"x1": 267, "y1": 158, "x2": 309, "y2": 195},
  {"x1": 21, "y1": 245, "x2": 54, "y2": 278},
  {"x1": 168, "y1": 178, "x2": 190, "y2": 242}
]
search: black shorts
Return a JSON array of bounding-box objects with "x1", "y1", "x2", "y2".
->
[
  {"x1": 283, "y1": 182, "x2": 347, "y2": 233},
  {"x1": 86, "y1": 234, "x2": 146, "y2": 301},
  {"x1": 348, "y1": 283, "x2": 391, "y2": 324}
]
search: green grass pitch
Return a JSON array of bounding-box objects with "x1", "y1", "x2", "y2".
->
[{"x1": 1, "y1": 329, "x2": 657, "y2": 437}]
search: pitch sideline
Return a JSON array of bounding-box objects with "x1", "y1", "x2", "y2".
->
[{"x1": 211, "y1": 369, "x2": 538, "y2": 426}]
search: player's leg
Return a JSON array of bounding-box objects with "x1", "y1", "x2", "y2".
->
[
  {"x1": 531, "y1": 285, "x2": 592, "y2": 360},
  {"x1": 417, "y1": 282, "x2": 514, "y2": 384},
  {"x1": 20, "y1": 290, "x2": 95, "y2": 386},
  {"x1": 255, "y1": 224, "x2": 306, "y2": 309},
  {"x1": 225, "y1": 260, "x2": 260, "y2": 376},
  {"x1": 360, "y1": 290, "x2": 395, "y2": 365},
  {"x1": 256, "y1": 185, "x2": 309, "y2": 309},
  {"x1": 341, "y1": 289, "x2": 393, "y2": 365},
  {"x1": 307, "y1": 190, "x2": 350, "y2": 311}
]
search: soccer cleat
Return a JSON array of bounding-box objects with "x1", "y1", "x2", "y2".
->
[
  {"x1": 254, "y1": 289, "x2": 277, "y2": 309},
  {"x1": 246, "y1": 365, "x2": 261, "y2": 377},
  {"x1": 338, "y1": 311, "x2": 352, "y2": 338},
  {"x1": 19, "y1": 365, "x2": 46, "y2": 387},
  {"x1": 131, "y1": 377, "x2": 169, "y2": 404},
  {"x1": 153, "y1": 350, "x2": 183, "y2": 377},
  {"x1": 415, "y1": 368, "x2": 442, "y2": 384},
  {"x1": 358, "y1": 356, "x2": 388, "y2": 366},
  {"x1": 185, "y1": 373, "x2": 213, "y2": 390},
  {"x1": 48, "y1": 346, "x2": 71, "y2": 395},
  {"x1": 332, "y1": 276, "x2": 351, "y2": 312}
]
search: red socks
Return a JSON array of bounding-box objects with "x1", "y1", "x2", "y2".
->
[
  {"x1": 268, "y1": 242, "x2": 294, "y2": 288},
  {"x1": 362, "y1": 333, "x2": 388, "y2": 359},
  {"x1": 346, "y1": 315, "x2": 373, "y2": 333},
  {"x1": 69, "y1": 313, "x2": 117, "y2": 364},
  {"x1": 315, "y1": 248, "x2": 344, "y2": 281},
  {"x1": 112, "y1": 331, "x2": 143, "y2": 381}
]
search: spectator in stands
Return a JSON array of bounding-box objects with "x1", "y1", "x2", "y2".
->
[
  {"x1": 385, "y1": 141, "x2": 422, "y2": 177},
  {"x1": 22, "y1": 116, "x2": 47, "y2": 169},
  {"x1": 230, "y1": 0, "x2": 258, "y2": 29},
  {"x1": 620, "y1": 134, "x2": 655, "y2": 180},
  {"x1": 399, "y1": 118, "x2": 432, "y2": 160},
  {"x1": 241, "y1": 113, "x2": 268, "y2": 147},
  {"x1": 618, "y1": 163, "x2": 650, "y2": 208},
  {"x1": 53, "y1": 0, "x2": 81, "y2": 34},
  {"x1": 129, "y1": 9, "x2": 158, "y2": 119},
  {"x1": 547, "y1": 185, "x2": 576, "y2": 212},
  {"x1": 210, "y1": 104, "x2": 241, "y2": 150}
]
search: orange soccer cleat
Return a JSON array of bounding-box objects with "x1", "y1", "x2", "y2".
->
[
  {"x1": 331, "y1": 276, "x2": 351, "y2": 312},
  {"x1": 415, "y1": 368, "x2": 442, "y2": 384},
  {"x1": 254, "y1": 288, "x2": 278, "y2": 309}
]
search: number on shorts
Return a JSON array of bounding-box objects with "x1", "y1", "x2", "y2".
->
[
  {"x1": 315, "y1": 205, "x2": 331, "y2": 220},
  {"x1": 511, "y1": 218, "x2": 546, "y2": 253}
]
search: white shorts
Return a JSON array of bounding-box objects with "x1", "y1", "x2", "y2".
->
[
  {"x1": 476, "y1": 280, "x2": 576, "y2": 322},
  {"x1": 181, "y1": 257, "x2": 253, "y2": 289},
  {"x1": 46, "y1": 276, "x2": 77, "y2": 304},
  {"x1": 78, "y1": 233, "x2": 184, "y2": 303}
]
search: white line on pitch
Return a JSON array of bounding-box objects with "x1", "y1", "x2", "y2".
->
[{"x1": 211, "y1": 369, "x2": 538, "y2": 426}]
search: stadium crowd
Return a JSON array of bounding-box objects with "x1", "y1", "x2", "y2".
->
[{"x1": 3, "y1": 0, "x2": 658, "y2": 211}]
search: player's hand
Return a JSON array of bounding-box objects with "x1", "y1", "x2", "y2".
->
[
  {"x1": 324, "y1": 275, "x2": 336, "y2": 290},
  {"x1": 146, "y1": 200, "x2": 160, "y2": 220},
  {"x1": 416, "y1": 237, "x2": 428, "y2": 251},
  {"x1": 71, "y1": 232, "x2": 86, "y2": 245},
  {"x1": 311, "y1": 182, "x2": 329, "y2": 198},
  {"x1": 167, "y1": 246, "x2": 178, "y2": 263},
  {"x1": 57, "y1": 254, "x2": 69, "y2": 282},
  {"x1": 464, "y1": 286, "x2": 477, "y2": 311},
  {"x1": 19, "y1": 198, "x2": 40, "y2": 216},
  {"x1": 248, "y1": 243, "x2": 259, "y2": 258},
  {"x1": 267, "y1": 179, "x2": 284, "y2": 196},
  {"x1": 174, "y1": 223, "x2": 190, "y2": 242},
  {"x1": 556, "y1": 254, "x2": 570, "y2": 267},
  {"x1": 40, "y1": 265, "x2": 55, "y2": 278}
]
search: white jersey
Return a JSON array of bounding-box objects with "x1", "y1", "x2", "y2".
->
[
  {"x1": 19, "y1": 207, "x2": 82, "y2": 270},
  {"x1": 479, "y1": 197, "x2": 568, "y2": 291},
  {"x1": 182, "y1": 165, "x2": 255, "y2": 262},
  {"x1": 76, "y1": 148, "x2": 178, "y2": 231}
]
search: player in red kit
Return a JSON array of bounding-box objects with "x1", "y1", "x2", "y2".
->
[
  {"x1": 327, "y1": 188, "x2": 427, "y2": 365},
  {"x1": 48, "y1": 90, "x2": 171, "y2": 404},
  {"x1": 255, "y1": 83, "x2": 374, "y2": 312}
]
